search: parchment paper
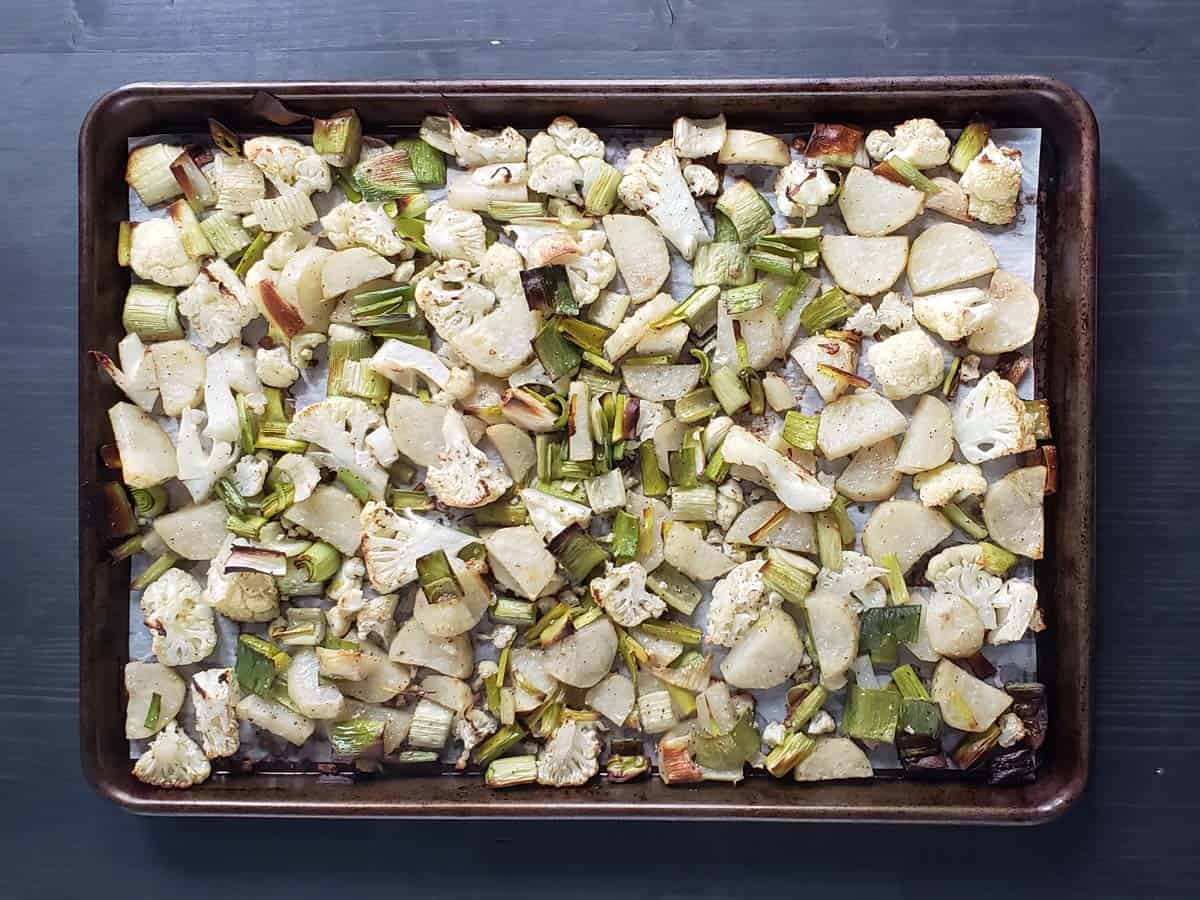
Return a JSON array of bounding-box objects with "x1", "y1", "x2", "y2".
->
[{"x1": 126, "y1": 124, "x2": 1042, "y2": 771}]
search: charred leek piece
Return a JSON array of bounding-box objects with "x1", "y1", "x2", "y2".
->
[
  {"x1": 815, "y1": 511, "x2": 843, "y2": 571},
  {"x1": 393, "y1": 137, "x2": 445, "y2": 185},
  {"x1": 122, "y1": 285, "x2": 183, "y2": 342},
  {"x1": 692, "y1": 243, "x2": 754, "y2": 288},
  {"x1": 548, "y1": 525, "x2": 609, "y2": 584},
  {"x1": 487, "y1": 200, "x2": 545, "y2": 221},
  {"x1": 610, "y1": 509, "x2": 640, "y2": 563},
  {"x1": 891, "y1": 664, "x2": 931, "y2": 701},
  {"x1": 941, "y1": 502, "x2": 989, "y2": 540},
  {"x1": 979, "y1": 541, "x2": 1020, "y2": 577},
  {"x1": 675, "y1": 387, "x2": 721, "y2": 424},
  {"x1": 130, "y1": 552, "x2": 179, "y2": 591},
  {"x1": 671, "y1": 484, "x2": 717, "y2": 523},
  {"x1": 474, "y1": 724, "x2": 527, "y2": 766},
  {"x1": 521, "y1": 266, "x2": 578, "y2": 316},
  {"x1": 584, "y1": 160, "x2": 621, "y2": 216},
  {"x1": 646, "y1": 564, "x2": 702, "y2": 617},
  {"x1": 606, "y1": 754, "x2": 650, "y2": 782},
  {"x1": 859, "y1": 605, "x2": 921, "y2": 665},
  {"x1": 881, "y1": 552, "x2": 910, "y2": 605},
  {"x1": 353, "y1": 148, "x2": 420, "y2": 200},
  {"x1": 722, "y1": 283, "x2": 765, "y2": 318},
  {"x1": 876, "y1": 156, "x2": 941, "y2": 194},
  {"x1": 388, "y1": 488, "x2": 433, "y2": 512},
  {"x1": 709, "y1": 365, "x2": 751, "y2": 415},
  {"x1": 117, "y1": 221, "x2": 133, "y2": 267},
  {"x1": 639, "y1": 619, "x2": 702, "y2": 646},
  {"x1": 313, "y1": 109, "x2": 363, "y2": 168},
  {"x1": 416, "y1": 549, "x2": 465, "y2": 604},
  {"x1": 843, "y1": 685, "x2": 901, "y2": 743},
  {"x1": 639, "y1": 440, "x2": 669, "y2": 497},
  {"x1": 130, "y1": 485, "x2": 168, "y2": 520},
  {"x1": 785, "y1": 684, "x2": 827, "y2": 731},
  {"x1": 296, "y1": 542, "x2": 341, "y2": 583},
  {"x1": 950, "y1": 121, "x2": 991, "y2": 174},
  {"x1": 715, "y1": 179, "x2": 775, "y2": 247},
  {"x1": 486, "y1": 755, "x2": 538, "y2": 788},
  {"x1": 269, "y1": 607, "x2": 328, "y2": 648},
  {"x1": 772, "y1": 272, "x2": 814, "y2": 318},
  {"x1": 765, "y1": 731, "x2": 816, "y2": 777},
  {"x1": 799, "y1": 287, "x2": 850, "y2": 334},
  {"x1": 761, "y1": 548, "x2": 816, "y2": 606},
  {"x1": 534, "y1": 319, "x2": 582, "y2": 382},
  {"x1": 234, "y1": 230, "x2": 269, "y2": 279},
  {"x1": 491, "y1": 596, "x2": 538, "y2": 626}
]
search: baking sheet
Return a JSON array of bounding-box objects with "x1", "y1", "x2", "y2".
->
[{"x1": 126, "y1": 124, "x2": 1042, "y2": 771}]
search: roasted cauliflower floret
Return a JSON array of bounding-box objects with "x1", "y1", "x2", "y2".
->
[
  {"x1": 139, "y1": 567, "x2": 217, "y2": 666},
  {"x1": 953, "y1": 371, "x2": 1036, "y2": 463},
  {"x1": 519, "y1": 487, "x2": 592, "y2": 542},
  {"x1": 425, "y1": 408, "x2": 513, "y2": 509},
  {"x1": 448, "y1": 116, "x2": 527, "y2": 168},
  {"x1": 455, "y1": 707, "x2": 499, "y2": 769},
  {"x1": 479, "y1": 241, "x2": 524, "y2": 287},
  {"x1": 255, "y1": 345, "x2": 300, "y2": 388},
  {"x1": 926, "y1": 545, "x2": 1003, "y2": 630},
  {"x1": 90, "y1": 333, "x2": 159, "y2": 411},
  {"x1": 536, "y1": 720, "x2": 601, "y2": 787},
  {"x1": 876, "y1": 291, "x2": 915, "y2": 332},
  {"x1": 129, "y1": 217, "x2": 200, "y2": 287},
  {"x1": 817, "y1": 551, "x2": 889, "y2": 608},
  {"x1": 176, "y1": 260, "x2": 258, "y2": 346},
  {"x1": 546, "y1": 116, "x2": 606, "y2": 160},
  {"x1": 912, "y1": 462, "x2": 987, "y2": 508},
  {"x1": 960, "y1": 141, "x2": 1024, "y2": 225},
  {"x1": 673, "y1": 114, "x2": 727, "y2": 159},
  {"x1": 274, "y1": 452, "x2": 321, "y2": 503},
  {"x1": 414, "y1": 259, "x2": 497, "y2": 340},
  {"x1": 865, "y1": 118, "x2": 951, "y2": 169},
  {"x1": 232, "y1": 453, "x2": 269, "y2": 496},
  {"x1": 190, "y1": 667, "x2": 240, "y2": 759},
  {"x1": 320, "y1": 201, "x2": 409, "y2": 257},
  {"x1": 359, "y1": 501, "x2": 477, "y2": 593},
  {"x1": 528, "y1": 152, "x2": 585, "y2": 204},
  {"x1": 989, "y1": 579, "x2": 1042, "y2": 644},
  {"x1": 775, "y1": 161, "x2": 838, "y2": 218},
  {"x1": 617, "y1": 141, "x2": 710, "y2": 259},
  {"x1": 133, "y1": 722, "x2": 212, "y2": 789},
  {"x1": 706, "y1": 558, "x2": 780, "y2": 648},
  {"x1": 244, "y1": 136, "x2": 332, "y2": 195},
  {"x1": 324, "y1": 556, "x2": 367, "y2": 637},
  {"x1": 867, "y1": 328, "x2": 945, "y2": 400},
  {"x1": 588, "y1": 561, "x2": 666, "y2": 627},
  {"x1": 203, "y1": 536, "x2": 280, "y2": 622},
  {"x1": 286, "y1": 397, "x2": 388, "y2": 500},
  {"x1": 425, "y1": 202, "x2": 487, "y2": 265},
  {"x1": 683, "y1": 163, "x2": 720, "y2": 197},
  {"x1": 175, "y1": 408, "x2": 237, "y2": 502},
  {"x1": 913, "y1": 287, "x2": 993, "y2": 342}
]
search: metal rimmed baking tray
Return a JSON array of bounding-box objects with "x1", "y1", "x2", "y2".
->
[{"x1": 78, "y1": 77, "x2": 1096, "y2": 823}]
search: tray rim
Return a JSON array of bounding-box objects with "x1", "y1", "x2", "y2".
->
[{"x1": 78, "y1": 75, "x2": 1097, "y2": 824}]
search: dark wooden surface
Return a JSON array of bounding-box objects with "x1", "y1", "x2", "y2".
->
[{"x1": 1, "y1": 0, "x2": 1197, "y2": 896}]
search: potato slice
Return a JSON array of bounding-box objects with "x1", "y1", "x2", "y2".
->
[
  {"x1": 716, "y1": 302, "x2": 781, "y2": 371},
  {"x1": 663, "y1": 523, "x2": 735, "y2": 581},
  {"x1": 321, "y1": 247, "x2": 395, "y2": 300},
  {"x1": 387, "y1": 394, "x2": 453, "y2": 467},
  {"x1": 388, "y1": 619, "x2": 473, "y2": 678},
  {"x1": 152, "y1": 499, "x2": 228, "y2": 560},
  {"x1": 816, "y1": 390, "x2": 907, "y2": 460},
  {"x1": 804, "y1": 589, "x2": 860, "y2": 689},
  {"x1": 484, "y1": 526, "x2": 557, "y2": 600},
  {"x1": 717, "y1": 130, "x2": 790, "y2": 166},
  {"x1": 838, "y1": 166, "x2": 925, "y2": 236},
  {"x1": 413, "y1": 556, "x2": 492, "y2": 637},
  {"x1": 819, "y1": 235, "x2": 908, "y2": 296},
  {"x1": 861, "y1": 499, "x2": 952, "y2": 574},
  {"x1": 907, "y1": 223, "x2": 997, "y2": 294},
  {"x1": 485, "y1": 423, "x2": 535, "y2": 483},
  {"x1": 150, "y1": 340, "x2": 205, "y2": 417},
  {"x1": 793, "y1": 737, "x2": 873, "y2": 782},
  {"x1": 622, "y1": 364, "x2": 702, "y2": 402},
  {"x1": 836, "y1": 438, "x2": 903, "y2": 502},
  {"x1": 282, "y1": 485, "x2": 363, "y2": 555},
  {"x1": 725, "y1": 501, "x2": 816, "y2": 552},
  {"x1": 924, "y1": 177, "x2": 971, "y2": 221},
  {"x1": 603, "y1": 214, "x2": 670, "y2": 303},
  {"x1": 968, "y1": 269, "x2": 1040, "y2": 355},
  {"x1": 982, "y1": 465, "x2": 1046, "y2": 559},
  {"x1": 790, "y1": 333, "x2": 859, "y2": 403},
  {"x1": 931, "y1": 659, "x2": 1012, "y2": 732},
  {"x1": 895, "y1": 394, "x2": 954, "y2": 474},
  {"x1": 275, "y1": 245, "x2": 334, "y2": 331},
  {"x1": 720, "y1": 607, "x2": 806, "y2": 690},
  {"x1": 543, "y1": 617, "x2": 618, "y2": 688},
  {"x1": 925, "y1": 592, "x2": 985, "y2": 658},
  {"x1": 109, "y1": 401, "x2": 178, "y2": 488}
]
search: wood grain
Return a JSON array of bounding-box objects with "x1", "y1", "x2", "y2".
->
[{"x1": 2, "y1": 0, "x2": 1199, "y2": 895}]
